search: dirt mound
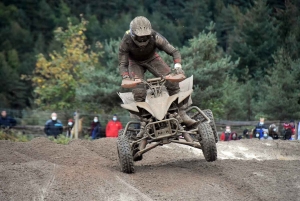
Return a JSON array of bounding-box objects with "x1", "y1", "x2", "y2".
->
[{"x1": 0, "y1": 138, "x2": 300, "y2": 201}]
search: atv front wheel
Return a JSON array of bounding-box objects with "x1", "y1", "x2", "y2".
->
[
  {"x1": 117, "y1": 134, "x2": 135, "y2": 173},
  {"x1": 202, "y1": 109, "x2": 218, "y2": 143},
  {"x1": 198, "y1": 122, "x2": 217, "y2": 162}
]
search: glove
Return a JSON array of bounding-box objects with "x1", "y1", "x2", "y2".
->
[
  {"x1": 122, "y1": 75, "x2": 130, "y2": 80},
  {"x1": 174, "y1": 63, "x2": 184, "y2": 74}
]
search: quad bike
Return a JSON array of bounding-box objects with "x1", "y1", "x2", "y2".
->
[{"x1": 117, "y1": 74, "x2": 218, "y2": 173}]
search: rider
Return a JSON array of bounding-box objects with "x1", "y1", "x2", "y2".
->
[{"x1": 118, "y1": 16, "x2": 197, "y2": 137}]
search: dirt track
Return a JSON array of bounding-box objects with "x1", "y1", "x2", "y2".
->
[{"x1": 0, "y1": 138, "x2": 300, "y2": 201}]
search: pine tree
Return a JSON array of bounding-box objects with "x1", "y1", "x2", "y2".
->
[
  {"x1": 175, "y1": 23, "x2": 239, "y2": 117},
  {"x1": 76, "y1": 38, "x2": 122, "y2": 112},
  {"x1": 228, "y1": 0, "x2": 279, "y2": 80},
  {"x1": 216, "y1": 4, "x2": 242, "y2": 51},
  {"x1": 275, "y1": 0, "x2": 300, "y2": 59},
  {"x1": 259, "y1": 49, "x2": 300, "y2": 120},
  {"x1": 0, "y1": 52, "x2": 27, "y2": 108}
]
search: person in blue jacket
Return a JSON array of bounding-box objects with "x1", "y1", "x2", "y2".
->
[
  {"x1": 91, "y1": 116, "x2": 102, "y2": 140},
  {"x1": 253, "y1": 117, "x2": 267, "y2": 138},
  {"x1": 0, "y1": 110, "x2": 17, "y2": 129},
  {"x1": 44, "y1": 113, "x2": 63, "y2": 138}
]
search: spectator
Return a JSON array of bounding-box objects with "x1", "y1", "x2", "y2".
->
[
  {"x1": 220, "y1": 126, "x2": 239, "y2": 141},
  {"x1": 243, "y1": 129, "x2": 251, "y2": 139},
  {"x1": 44, "y1": 112, "x2": 63, "y2": 138},
  {"x1": 66, "y1": 119, "x2": 74, "y2": 138},
  {"x1": 220, "y1": 126, "x2": 231, "y2": 141},
  {"x1": 253, "y1": 117, "x2": 267, "y2": 138},
  {"x1": 90, "y1": 116, "x2": 97, "y2": 136},
  {"x1": 106, "y1": 114, "x2": 122, "y2": 138},
  {"x1": 283, "y1": 120, "x2": 296, "y2": 140},
  {"x1": 260, "y1": 129, "x2": 273, "y2": 140},
  {"x1": 0, "y1": 110, "x2": 17, "y2": 129},
  {"x1": 268, "y1": 124, "x2": 279, "y2": 139},
  {"x1": 230, "y1": 132, "x2": 240, "y2": 140},
  {"x1": 91, "y1": 116, "x2": 102, "y2": 140},
  {"x1": 289, "y1": 120, "x2": 296, "y2": 131},
  {"x1": 297, "y1": 122, "x2": 300, "y2": 140}
]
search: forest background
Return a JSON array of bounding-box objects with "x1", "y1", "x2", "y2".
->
[{"x1": 1, "y1": 0, "x2": 300, "y2": 121}]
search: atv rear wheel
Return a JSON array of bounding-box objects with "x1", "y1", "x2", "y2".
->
[
  {"x1": 117, "y1": 134, "x2": 135, "y2": 173},
  {"x1": 198, "y1": 122, "x2": 217, "y2": 162}
]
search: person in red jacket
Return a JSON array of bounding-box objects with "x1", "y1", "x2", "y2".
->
[
  {"x1": 220, "y1": 126, "x2": 240, "y2": 141},
  {"x1": 283, "y1": 120, "x2": 296, "y2": 140},
  {"x1": 106, "y1": 114, "x2": 123, "y2": 138}
]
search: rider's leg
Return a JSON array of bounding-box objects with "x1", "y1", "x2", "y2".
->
[
  {"x1": 129, "y1": 61, "x2": 146, "y2": 102},
  {"x1": 148, "y1": 55, "x2": 197, "y2": 127},
  {"x1": 129, "y1": 61, "x2": 147, "y2": 137}
]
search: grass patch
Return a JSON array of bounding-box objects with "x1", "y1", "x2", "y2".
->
[
  {"x1": 0, "y1": 129, "x2": 33, "y2": 142},
  {"x1": 48, "y1": 134, "x2": 71, "y2": 145}
]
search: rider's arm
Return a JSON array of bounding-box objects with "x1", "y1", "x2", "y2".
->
[
  {"x1": 154, "y1": 31, "x2": 181, "y2": 64},
  {"x1": 118, "y1": 33, "x2": 130, "y2": 78}
]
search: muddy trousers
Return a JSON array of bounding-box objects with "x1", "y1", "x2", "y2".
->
[
  {"x1": 129, "y1": 55, "x2": 179, "y2": 102},
  {"x1": 129, "y1": 56, "x2": 197, "y2": 138}
]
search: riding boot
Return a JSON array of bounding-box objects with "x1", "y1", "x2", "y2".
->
[
  {"x1": 136, "y1": 129, "x2": 144, "y2": 138},
  {"x1": 136, "y1": 120, "x2": 146, "y2": 138}
]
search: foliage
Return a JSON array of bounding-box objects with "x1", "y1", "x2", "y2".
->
[
  {"x1": 0, "y1": 0, "x2": 300, "y2": 121},
  {"x1": 48, "y1": 135, "x2": 71, "y2": 145},
  {"x1": 228, "y1": 0, "x2": 279, "y2": 79},
  {"x1": 215, "y1": 4, "x2": 242, "y2": 51},
  {"x1": 258, "y1": 49, "x2": 300, "y2": 120},
  {"x1": 28, "y1": 17, "x2": 101, "y2": 110},
  {"x1": 84, "y1": 134, "x2": 91, "y2": 140},
  {"x1": 0, "y1": 52, "x2": 27, "y2": 108},
  {"x1": 275, "y1": 0, "x2": 300, "y2": 59},
  {"x1": 0, "y1": 129, "x2": 32, "y2": 142},
  {"x1": 75, "y1": 38, "x2": 122, "y2": 112},
  {"x1": 179, "y1": 23, "x2": 239, "y2": 118}
]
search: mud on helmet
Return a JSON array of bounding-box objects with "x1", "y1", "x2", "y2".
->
[{"x1": 130, "y1": 16, "x2": 152, "y2": 47}]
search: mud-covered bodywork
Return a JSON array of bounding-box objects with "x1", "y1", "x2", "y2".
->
[
  {"x1": 118, "y1": 76, "x2": 193, "y2": 120},
  {"x1": 117, "y1": 75, "x2": 218, "y2": 173}
]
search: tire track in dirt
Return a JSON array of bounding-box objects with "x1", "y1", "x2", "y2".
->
[{"x1": 0, "y1": 138, "x2": 300, "y2": 201}]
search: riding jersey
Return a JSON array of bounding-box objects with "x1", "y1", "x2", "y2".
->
[{"x1": 118, "y1": 30, "x2": 181, "y2": 77}]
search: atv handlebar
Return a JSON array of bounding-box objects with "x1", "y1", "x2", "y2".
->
[{"x1": 121, "y1": 73, "x2": 186, "y2": 88}]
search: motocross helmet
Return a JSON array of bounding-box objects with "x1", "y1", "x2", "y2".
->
[{"x1": 130, "y1": 16, "x2": 152, "y2": 47}]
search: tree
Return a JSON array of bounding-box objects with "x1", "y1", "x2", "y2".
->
[
  {"x1": 228, "y1": 0, "x2": 279, "y2": 80},
  {"x1": 275, "y1": 0, "x2": 300, "y2": 59},
  {"x1": 76, "y1": 38, "x2": 123, "y2": 112},
  {"x1": 216, "y1": 4, "x2": 242, "y2": 51},
  {"x1": 0, "y1": 52, "x2": 27, "y2": 108},
  {"x1": 221, "y1": 76, "x2": 246, "y2": 120},
  {"x1": 163, "y1": 23, "x2": 239, "y2": 118},
  {"x1": 258, "y1": 49, "x2": 300, "y2": 120},
  {"x1": 29, "y1": 17, "x2": 101, "y2": 110}
]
